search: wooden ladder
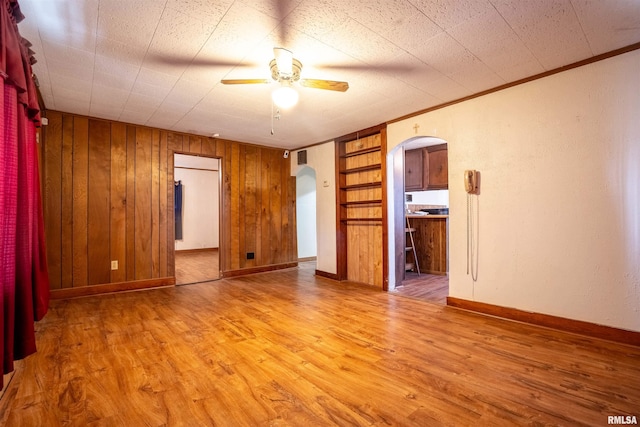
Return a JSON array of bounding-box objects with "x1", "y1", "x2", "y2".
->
[{"x1": 405, "y1": 216, "x2": 420, "y2": 275}]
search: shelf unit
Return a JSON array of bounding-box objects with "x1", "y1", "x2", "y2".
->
[{"x1": 335, "y1": 125, "x2": 387, "y2": 288}]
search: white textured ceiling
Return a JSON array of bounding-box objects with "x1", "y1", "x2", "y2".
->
[{"x1": 16, "y1": 0, "x2": 640, "y2": 149}]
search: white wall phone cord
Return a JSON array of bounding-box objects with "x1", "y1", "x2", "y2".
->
[{"x1": 466, "y1": 193, "x2": 479, "y2": 282}]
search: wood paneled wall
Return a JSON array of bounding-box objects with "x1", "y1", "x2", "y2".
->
[{"x1": 42, "y1": 111, "x2": 297, "y2": 291}]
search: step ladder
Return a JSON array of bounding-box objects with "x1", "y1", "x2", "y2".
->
[{"x1": 405, "y1": 216, "x2": 420, "y2": 275}]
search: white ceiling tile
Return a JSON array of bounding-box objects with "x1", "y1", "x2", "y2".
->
[
  {"x1": 89, "y1": 104, "x2": 125, "y2": 122},
  {"x1": 90, "y1": 84, "x2": 130, "y2": 109},
  {"x1": 45, "y1": 58, "x2": 94, "y2": 83},
  {"x1": 413, "y1": 0, "x2": 494, "y2": 30},
  {"x1": 118, "y1": 109, "x2": 155, "y2": 125},
  {"x1": 96, "y1": 0, "x2": 165, "y2": 48},
  {"x1": 447, "y1": 6, "x2": 541, "y2": 72},
  {"x1": 95, "y1": 36, "x2": 148, "y2": 67},
  {"x1": 27, "y1": 0, "x2": 99, "y2": 50},
  {"x1": 164, "y1": 79, "x2": 213, "y2": 106},
  {"x1": 17, "y1": 0, "x2": 640, "y2": 148},
  {"x1": 146, "y1": 7, "x2": 216, "y2": 59},
  {"x1": 572, "y1": 0, "x2": 640, "y2": 55},
  {"x1": 492, "y1": 0, "x2": 592, "y2": 69},
  {"x1": 131, "y1": 67, "x2": 180, "y2": 98},
  {"x1": 93, "y1": 56, "x2": 140, "y2": 91},
  {"x1": 421, "y1": 75, "x2": 473, "y2": 101},
  {"x1": 342, "y1": 0, "x2": 442, "y2": 51},
  {"x1": 495, "y1": 59, "x2": 546, "y2": 83},
  {"x1": 165, "y1": 0, "x2": 234, "y2": 23},
  {"x1": 40, "y1": 38, "x2": 95, "y2": 68},
  {"x1": 382, "y1": 52, "x2": 448, "y2": 93},
  {"x1": 52, "y1": 97, "x2": 91, "y2": 116},
  {"x1": 49, "y1": 73, "x2": 92, "y2": 102},
  {"x1": 412, "y1": 32, "x2": 477, "y2": 76},
  {"x1": 286, "y1": 1, "x2": 350, "y2": 39},
  {"x1": 124, "y1": 93, "x2": 164, "y2": 111},
  {"x1": 146, "y1": 102, "x2": 192, "y2": 128},
  {"x1": 449, "y1": 59, "x2": 505, "y2": 93},
  {"x1": 312, "y1": 17, "x2": 406, "y2": 65}
]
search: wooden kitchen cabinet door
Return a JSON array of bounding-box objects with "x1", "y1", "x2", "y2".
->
[
  {"x1": 426, "y1": 144, "x2": 448, "y2": 190},
  {"x1": 404, "y1": 148, "x2": 425, "y2": 191}
]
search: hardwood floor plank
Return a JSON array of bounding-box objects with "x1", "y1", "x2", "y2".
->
[{"x1": 1, "y1": 263, "x2": 639, "y2": 426}]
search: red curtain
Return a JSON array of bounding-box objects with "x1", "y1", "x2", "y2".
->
[{"x1": 1, "y1": 0, "x2": 49, "y2": 387}]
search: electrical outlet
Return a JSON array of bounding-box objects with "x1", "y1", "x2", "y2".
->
[{"x1": 111, "y1": 260, "x2": 118, "y2": 270}]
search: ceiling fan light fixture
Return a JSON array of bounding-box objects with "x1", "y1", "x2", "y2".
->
[{"x1": 272, "y1": 85, "x2": 298, "y2": 109}]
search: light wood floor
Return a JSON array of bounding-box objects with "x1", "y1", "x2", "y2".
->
[
  {"x1": 175, "y1": 249, "x2": 219, "y2": 285},
  {"x1": 2, "y1": 262, "x2": 639, "y2": 426},
  {"x1": 393, "y1": 272, "x2": 449, "y2": 304}
]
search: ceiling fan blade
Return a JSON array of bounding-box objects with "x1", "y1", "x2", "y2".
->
[
  {"x1": 299, "y1": 79, "x2": 349, "y2": 92},
  {"x1": 221, "y1": 79, "x2": 271, "y2": 85},
  {"x1": 273, "y1": 47, "x2": 293, "y2": 76}
]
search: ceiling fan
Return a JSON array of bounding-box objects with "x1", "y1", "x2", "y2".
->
[{"x1": 221, "y1": 47, "x2": 349, "y2": 109}]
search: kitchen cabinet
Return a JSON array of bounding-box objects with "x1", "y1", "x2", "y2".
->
[
  {"x1": 404, "y1": 144, "x2": 448, "y2": 191},
  {"x1": 404, "y1": 148, "x2": 425, "y2": 190},
  {"x1": 425, "y1": 144, "x2": 448, "y2": 190},
  {"x1": 406, "y1": 215, "x2": 448, "y2": 275}
]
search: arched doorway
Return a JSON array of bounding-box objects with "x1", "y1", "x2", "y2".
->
[{"x1": 386, "y1": 136, "x2": 449, "y2": 303}]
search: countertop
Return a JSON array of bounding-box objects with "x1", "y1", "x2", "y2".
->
[{"x1": 406, "y1": 214, "x2": 449, "y2": 219}]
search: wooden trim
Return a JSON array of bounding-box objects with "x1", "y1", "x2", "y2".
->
[
  {"x1": 50, "y1": 277, "x2": 176, "y2": 299},
  {"x1": 388, "y1": 42, "x2": 640, "y2": 125},
  {"x1": 335, "y1": 140, "x2": 347, "y2": 281},
  {"x1": 298, "y1": 256, "x2": 317, "y2": 262},
  {"x1": 446, "y1": 297, "x2": 640, "y2": 347},
  {"x1": 315, "y1": 270, "x2": 339, "y2": 281},
  {"x1": 221, "y1": 262, "x2": 298, "y2": 278},
  {"x1": 174, "y1": 165, "x2": 219, "y2": 172},
  {"x1": 380, "y1": 126, "x2": 389, "y2": 291},
  {"x1": 175, "y1": 248, "x2": 219, "y2": 254}
]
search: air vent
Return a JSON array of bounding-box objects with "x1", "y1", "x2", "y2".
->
[{"x1": 297, "y1": 150, "x2": 307, "y2": 165}]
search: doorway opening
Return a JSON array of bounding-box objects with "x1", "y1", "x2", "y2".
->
[
  {"x1": 173, "y1": 153, "x2": 221, "y2": 285},
  {"x1": 386, "y1": 136, "x2": 449, "y2": 304},
  {"x1": 296, "y1": 166, "x2": 317, "y2": 263}
]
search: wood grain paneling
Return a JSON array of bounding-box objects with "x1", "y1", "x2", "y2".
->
[
  {"x1": 110, "y1": 123, "x2": 127, "y2": 283},
  {"x1": 87, "y1": 119, "x2": 111, "y2": 285},
  {"x1": 72, "y1": 116, "x2": 89, "y2": 288},
  {"x1": 41, "y1": 112, "x2": 297, "y2": 291},
  {"x1": 134, "y1": 127, "x2": 152, "y2": 280},
  {"x1": 43, "y1": 111, "x2": 62, "y2": 289},
  {"x1": 125, "y1": 126, "x2": 136, "y2": 281},
  {"x1": 60, "y1": 115, "x2": 74, "y2": 288}
]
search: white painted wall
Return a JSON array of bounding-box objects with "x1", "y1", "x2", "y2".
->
[
  {"x1": 296, "y1": 166, "x2": 317, "y2": 258},
  {"x1": 387, "y1": 49, "x2": 640, "y2": 332},
  {"x1": 291, "y1": 143, "x2": 337, "y2": 275},
  {"x1": 174, "y1": 154, "x2": 219, "y2": 251}
]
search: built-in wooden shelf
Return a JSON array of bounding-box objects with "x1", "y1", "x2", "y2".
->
[
  {"x1": 341, "y1": 163, "x2": 382, "y2": 174},
  {"x1": 343, "y1": 182, "x2": 382, "y2": 190},
  {"x1": 335, "y1": 124, "x2": 387, "y2": 286},
  {"x1": 340, "y1": 199, "x2": 382, "y2": 206},
  {"x1": 340, "y1": 217, "x2": 383, "y2": 222},
  {"x1": 341, "y1": 146, "x2": 381, "y2": 158}
]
